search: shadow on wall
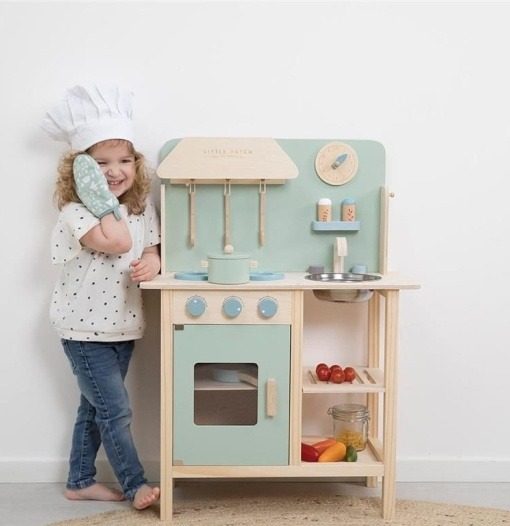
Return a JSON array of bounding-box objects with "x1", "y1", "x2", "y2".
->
[
  {"x1": 34, "y1": 165, "x2": 78, "y2": 477},
  {"x1": 129, "y1": 289, "x2": 161, "y2": 481}
]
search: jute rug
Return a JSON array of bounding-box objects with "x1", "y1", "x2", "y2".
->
[{"x1": 48, "y1": 495, "x2": 510, "y2": 525}]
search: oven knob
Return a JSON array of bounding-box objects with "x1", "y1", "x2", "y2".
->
[
  {"x1": 223, "y1": 296, "x2": 243, "y2": 318},
  {"x1": 258, "y1": 296, "x2": 278, "y2": 318},
  {"x1": 186, "y1": 295, "x2": 207, "y2": 317}
]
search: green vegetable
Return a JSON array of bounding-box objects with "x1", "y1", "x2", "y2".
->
[{"x1": 345, "y1": 444, "x2": 358, "y2": 462}]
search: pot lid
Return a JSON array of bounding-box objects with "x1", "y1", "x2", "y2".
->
[
  {"x1": 208, "y1": 244, "x2": 249, "y2": 260},
  {"x1": 208, "y1": 253, "x2": 250, "y2": 260}
]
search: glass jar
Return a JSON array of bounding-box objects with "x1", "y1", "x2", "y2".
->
[{"x1": 327, "y1": 403, "x2": 369, "y2": 451}]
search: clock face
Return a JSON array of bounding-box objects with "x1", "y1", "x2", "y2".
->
[{"x1": 315, "y1": 142, "x2": 359, "y2": 186}]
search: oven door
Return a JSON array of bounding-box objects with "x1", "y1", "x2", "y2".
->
[{"x1": 173, "y1": 324, "x2": 290, "y2": 465}]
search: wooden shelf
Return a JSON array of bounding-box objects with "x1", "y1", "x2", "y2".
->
[
  {"x1": 173, "y1": 462, "x2": 384, "y2": 478},
  {"x1": 194, "y1": 379, "x2": 256, "y2": 391},
  {"x1": 194, "y1": 363, "x2": 258, "y2": 390},
  {"x1": 172, "y1": 437, "x2": 384, "y2": 478},
  {"x1": 299, "y1": 436, "x2": 384, "y2": 476},
  {"x1": 311, "y1": 220, "x2": 361, "y2": 231},
  {"x1": 302, "y1": 366, "x2": 385, "y2": 393}
]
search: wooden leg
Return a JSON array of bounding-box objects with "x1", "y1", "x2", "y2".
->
[
  {"x1": 290, "y1": 291, "x2": 304, "y2": 465},
  {"x1": 160, "y1": 292, "x2": 173, "y2": 521},
  {"x1": 382, "y1": 290, "x2": 399, "y2": 520},
  {"x1": 366, "y1": 293, "x2": 381, "y2": 488},
  {"x1": 160, "y1": 473, "x2": 172, "y2": 522}
]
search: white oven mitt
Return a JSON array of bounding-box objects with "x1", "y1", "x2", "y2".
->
[{"x1": 73, "y1": 154, "x2": 122, "y2": 220}]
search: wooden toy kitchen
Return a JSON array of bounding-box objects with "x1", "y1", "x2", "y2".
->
[{"x1": 141, "y1": 137, "x2": 419, "y2": 521}]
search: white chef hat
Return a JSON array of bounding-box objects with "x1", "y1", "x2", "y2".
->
[{"x1": 42, "y1": 84, "x2": 134, "y2": 151}]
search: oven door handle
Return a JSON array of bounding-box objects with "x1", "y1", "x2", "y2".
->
[{"x1": 266, "y1": 378, "x2": 278, "y2": 417}]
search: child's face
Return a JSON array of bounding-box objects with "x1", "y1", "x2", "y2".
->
[{"x1": 88, "y1": 140, "x2": 136, "y2": 198}]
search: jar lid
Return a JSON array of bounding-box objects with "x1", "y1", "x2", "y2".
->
[{"x1": 328, "y1": 403, "x2": 369, "y2": 422}]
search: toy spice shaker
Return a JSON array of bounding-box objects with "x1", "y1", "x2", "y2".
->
[
  {"x1": 317, "y1": 198, "x2": 332, "y2": 221},
  {"x1": 341, "y1": 198, "x2": 356, "y2": 221}
]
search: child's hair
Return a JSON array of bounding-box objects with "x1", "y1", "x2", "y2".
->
[{"x1": 54, "y1": 139, "x2": 151, "y2": 215}]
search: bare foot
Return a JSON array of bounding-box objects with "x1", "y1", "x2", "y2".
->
[
  {"x1": 64, "y1": 483, "x2": 125, "y2": 502},
  {"x1": 133, "y1": 484, "x2": 160, "y2": 510}
]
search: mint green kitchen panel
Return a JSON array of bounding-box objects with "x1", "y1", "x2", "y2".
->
[
  {"x1": 160, "y1": 139, "x2": 385, "y2": 273},
  {"x1": 173, "y1": 324, "x2": 290, "y2": 466}
]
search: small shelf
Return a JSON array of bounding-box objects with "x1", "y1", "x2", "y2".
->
[
  {"x1": 194, "y1": 364, "x2": 258, "y2": 391},
  {"x1": 302, "y1": 366, "x2": 384, "y2": 393},
  {"x1": 194, "y1": 379, "x2": 256, "y2": 391},
  {"x1": 300, "y1": 436, "x2": 384, "y2": 476},
  {"x1": 311, "y1": 220, "x2": 360, "y2": 231}
]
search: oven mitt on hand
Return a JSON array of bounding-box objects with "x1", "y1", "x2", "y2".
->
[{"x1": 73, "y1": 154, "x2": 122, "y2": 220}]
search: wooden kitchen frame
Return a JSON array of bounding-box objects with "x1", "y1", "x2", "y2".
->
[{"x1": 142, "y1": 273, "x2": 419, "y2": 521}]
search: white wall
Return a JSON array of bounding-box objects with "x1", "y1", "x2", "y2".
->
[{"x1": 1, "y1": 1, "x2": 509, "y2": 484}]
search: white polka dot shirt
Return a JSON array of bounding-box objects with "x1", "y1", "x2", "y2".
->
[{"x1": 50, "y1": 200, "x2": 161, "y2": 342}]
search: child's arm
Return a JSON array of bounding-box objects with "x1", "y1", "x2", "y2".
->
[
  {"x1": 130, "y1": 245, "x2": 161, "y2": 283},
  {"x1": 80, "y1": 213, "x2": 132, "y2": 254}
]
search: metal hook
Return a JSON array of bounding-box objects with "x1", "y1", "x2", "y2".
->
[
  {"x1": 188, "y1": 180, "x2": 196, "y2": 247},
  {"x1": 259, "y1": 179, "x2": 267, "y2": 246},
  {"x1": 259, "y1": 179, "x2": 266, "y2": 194},
  {"x1": 224, "y1": 180, "x2": 232, "y2": 248}
]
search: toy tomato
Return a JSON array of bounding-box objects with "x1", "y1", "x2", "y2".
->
[
  {"x1": 316, "y1": 366, "x2": 331, "y2": 381},
  {"x1": 330, "y1": 369, "x2": 345, "y2": 384},
  {"x1": 343, "y1": 367, "x2": 356, "y2": 383}
]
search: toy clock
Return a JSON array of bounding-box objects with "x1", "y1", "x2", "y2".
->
[{"x1": 315, "y1": 141, "x2": 359, "y2": 186}]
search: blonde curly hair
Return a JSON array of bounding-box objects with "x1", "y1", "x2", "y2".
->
[{"x1": 54, "y1": 139, "x2": 151, "y2": 216}]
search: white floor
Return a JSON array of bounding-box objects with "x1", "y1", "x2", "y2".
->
[{"x1": 1, "y1": 481, "x2": 509, "y2": 526}]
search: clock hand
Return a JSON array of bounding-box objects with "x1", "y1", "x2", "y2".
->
[{"x1": 331, "y1": 153, "x2": 348, "y2": 169}]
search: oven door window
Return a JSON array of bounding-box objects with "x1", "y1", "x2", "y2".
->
[{"x1": 194, "y1": 363, "x2": 258, "y2": 425}]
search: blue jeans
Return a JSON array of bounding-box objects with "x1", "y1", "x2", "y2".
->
[{"x1": 61, "y1": 339, "x2": 147, "y2": 501}]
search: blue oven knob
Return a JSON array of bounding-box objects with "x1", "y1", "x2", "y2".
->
[
  {"x1": 186, "y1": 295, "x2": 207, "y2": 317},
  {"x1": 258, "y1": 296, "x2": 278, "y2": 318},
  {"x1": 222, "y1": 296, "x2": 243, "y2": 318}
]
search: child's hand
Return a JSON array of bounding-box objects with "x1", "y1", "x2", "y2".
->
[
  {"x1": 130, "y1": 251, "x2": 160, "y2": 283},
  {"x1": 73, "y1": 154, "x2": 121, "y2": 220}
]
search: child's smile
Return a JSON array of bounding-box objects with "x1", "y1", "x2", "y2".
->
[{"x1": 88, "y1": 140, "x2": 136, "y2": 198}]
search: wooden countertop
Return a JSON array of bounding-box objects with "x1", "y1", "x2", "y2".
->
[{"x1": 140, "y1": 272, "x2": 420, "y2": 291}]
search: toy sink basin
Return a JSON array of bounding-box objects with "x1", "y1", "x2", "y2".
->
[
  {"x1": 305, "y1": 272, "x2": 382, "y2": 303},
  {"x1": 305, "y1": 272, "x2": 382, "y2": 282}
]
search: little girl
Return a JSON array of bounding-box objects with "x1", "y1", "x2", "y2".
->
[{"x1": 43, "y1": 85, "x2": 161, "y2": 510}]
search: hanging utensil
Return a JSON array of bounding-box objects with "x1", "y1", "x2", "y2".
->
[
  {"x1": 259, "y1": 179, "x2": 266, "y2": 246},
  {"x1": 188, "y1": 180, "x2": 196, "y2": 247},
  {"x1": 223, "y1": 179, "x2": 231, "y2": 250}
]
